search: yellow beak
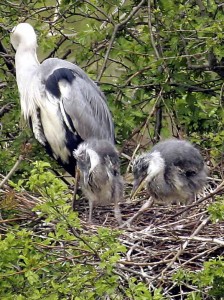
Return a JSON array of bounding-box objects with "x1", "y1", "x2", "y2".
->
[{"x1": 130, "y1": 176, "x2": 148, "y2": 200}]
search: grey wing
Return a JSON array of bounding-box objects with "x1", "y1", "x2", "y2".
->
[
  {"x1": 104, "y1": 153, "x2": 124, "y2": 205},
  {"x1": 40, "y1": 58, "x2": 115, "y2": 143},
  {"x1": 151, "y1": 139, "x2": 204, "y2": 170},
  {"x1": 62, "y1": 76, "x2": 115, "y2": 142},
  {"x1": 90, "y1": 139, "x2": 121, "y2": 176}
]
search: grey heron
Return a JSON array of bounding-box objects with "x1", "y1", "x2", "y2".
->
[
  {"x1": 123, "y1": 139, "x2": 207, "y2": 227},
  {"x1": 132, "y1": 139, "x2": 207, "y2": 204},
  {"x1": 73, "y1": 138, "x2": 123, "y2": 224},
  {"x1": 10, "y1": 23, "x2": 114, "y2": 176}
]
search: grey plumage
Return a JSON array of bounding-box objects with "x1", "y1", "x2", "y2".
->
[
  {"x1": 39, "y1": 59, "x2": 114, "y2": 142},
  {"x1": 10, "y1": 23, "x2": 114, "y2": 176},
  {"x1": 73, "y1": 138, "x2": 123, "y2": 224},
  {"x1": 132, "y1": 139, "x2": 208, "y2": 204}
]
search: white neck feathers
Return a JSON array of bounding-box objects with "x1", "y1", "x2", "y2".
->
[
  {"x1": 15, "y1": 46, "x2": 40, "y2": 120},
  {"x1": 87, "y1": 149, "x2": 100, "y2": 173},
  {"x1": 146, "y1": 151, "x2": 165, "y2": 182}
]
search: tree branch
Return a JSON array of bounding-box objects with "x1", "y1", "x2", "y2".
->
[
  {"x1": 0, "y1": 41, "x2": 15, "y2": 76},
  {"x1": 97, "y1": 0, "x2": 146, "y2": 81}
]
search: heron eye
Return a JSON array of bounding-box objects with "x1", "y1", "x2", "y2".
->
[
  {"x1": 186, "y1": 170, "x2": 196, "y2": 177},
  {"x1": 78, "y1": 153, "x2": 86, "y2": 161}
]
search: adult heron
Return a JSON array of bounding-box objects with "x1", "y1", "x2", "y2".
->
[
  {"x1": 123, "y1": 139, "x2": 207, "y2": 226},
  {"x1": 10, "y1": 23, "x2": 114, "y2": 176},
  {"x1": 73, "y1": 138, "x2": 123, "y2": 224}
]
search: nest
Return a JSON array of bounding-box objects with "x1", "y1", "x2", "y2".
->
[{"x1": 0, "y1": 176, "x2": 223, "y2": 298}]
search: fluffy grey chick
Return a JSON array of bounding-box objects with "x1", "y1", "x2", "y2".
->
[
  {"x1": 73, "y1": 139, "x2": 123, "y2": 224},
  {"x1": 132, "y1": 139, "x2": 208, "y2": 204}
]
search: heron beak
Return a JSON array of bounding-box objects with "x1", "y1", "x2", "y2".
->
[
  {"x1": 130, "y1": 176, "x2": 147, "y2": 200},
  {"x1": 83, "y1": 170, "x2": 90, "y2": 186},
  {"x1": 75, "y1": 166, "x2": 80, "y2": 183},
  {"x1": 72, "y1": 166, "x2": 80, "y2": 211}
]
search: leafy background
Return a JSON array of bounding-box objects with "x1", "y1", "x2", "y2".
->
[{"x1": 0, "y1": 0, "x2": 223, "y2": 299}]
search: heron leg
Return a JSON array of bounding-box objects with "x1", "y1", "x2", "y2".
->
[
  {"x1": 180, "y1": 194, "x2": 195, "y2": 218},
  {"x1": 186, "y1": 194, "x2": 195, "y2": 205},
  {"x1": 120, "y1": 197, "x2": 154, "y2": 228},
  {"x1": 72, "y1": 167, "x2": 80, "y2": 211},
  {"x1": 114, "y1": 201, "x2": 122, "y2": 225},
  {"x1": 88, "y1": 200, "x2": 94, "y2": 223},
  {"x1": 112, "y1": 181, "x2": 123, "y2": 225}
]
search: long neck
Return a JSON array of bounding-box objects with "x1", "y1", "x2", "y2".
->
[
  {"x1": 146, "y1": 153, "x2": 173, "y2": 195},
  {"x1": 15, "y1": 45, "x2": 40, "y2": 120},
  {"x1": 15, "y1": 45, "x2": 40, "y2": 93}
]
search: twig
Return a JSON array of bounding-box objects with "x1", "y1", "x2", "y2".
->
[
  {"x1": 125, "y1": 76, "x2": 169, "y2": 174},
  {"x1": 0, "y1": 155, "x2": 24, "y2": 189},
  {"x1": 120, "y1": 197, "x2": 154, "y2": 228},
  {"x1": 172, "y1": 180, "x2": 224, "y2": 219},
  {"x1": 97, "y1": 0, "x2": 146, "y2": 81},
  {"x1": 159, "y1": 216, "x2": 210, "y2": 279},
  {"x1": 147, "y1": 0, "x2": 160, "y2": 60},
  {"x1": 72, "y1": 167, "x2": 80, "y2": 211},
  {"x1": 177, "y1": 235, "x2": 224, "y2": 246}
]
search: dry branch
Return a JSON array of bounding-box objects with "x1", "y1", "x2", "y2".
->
[{"x1": 0, "y1": 171, "x2": 223, "y2": 299}]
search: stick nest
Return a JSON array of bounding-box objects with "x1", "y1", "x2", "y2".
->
[{"x1": 0, "y1": 175, "x2": 223, "y2": 298}]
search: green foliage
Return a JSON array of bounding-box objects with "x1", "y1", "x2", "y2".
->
[
  {"x1": 173, "y1": 192, "x2": 224, "y2": 300},
  {"x1": 207, "y1": 197, "x2": 224, "y2": 222},
  {"x1": 174, "y1": 257, "x2": 224, "y2": 299},
  {"x1": 1, "y1": 0, "x2": 223, "y2": 171},
  {"x1": 1, "y1": 161, "x2": 162, "y2": 299},
  {"x1": 0, "y1": 1, "x2": 224, "y2": 298},
  {"x1": 126, "y1": 278, "x2": 164, "y2": 300},
  {"x1": 199, "y1": 258, "x2": 224, "y2": 298}
]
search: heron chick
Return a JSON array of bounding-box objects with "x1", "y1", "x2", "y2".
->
[
  {"x1": 73, "y1": 139, "x2": 123, "y2": 224},
  {"x1": 10, "y1": 23, "x2": 114, "y2": 176},
  {"x1": 132, "y1": 139, "x2": 208, "y2": 204},
  {"x1": 121, "y1": 139, "x2": 208, "y2": 227}
]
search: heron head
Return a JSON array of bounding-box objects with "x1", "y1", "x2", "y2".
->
[
  {"x1": 131, "y1": 151, "x2": 165, "y2": 199},
  {"x1": 10, "y1": 23, "x2": 37, "y2": 50},
  {"x1": 172, "y1": 164, "x2": 208, "y2": 192},
  {"x1": 73, "y1": 144, "x2": 100, "y2": 186}
]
